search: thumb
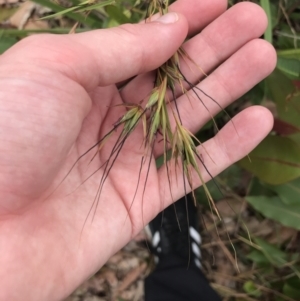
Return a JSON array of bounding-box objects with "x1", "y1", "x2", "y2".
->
[{"x1": 3, "y1": 13, "x2": 188, "y2": 90}]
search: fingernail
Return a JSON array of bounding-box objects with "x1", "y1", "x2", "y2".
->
[{"x1": 155, "y1": 12, "x2": 178, "y2": 24}]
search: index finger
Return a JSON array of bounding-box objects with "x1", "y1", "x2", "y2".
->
[{"x1": 169, "y1": 0, "x2": 227, "y2": 36}]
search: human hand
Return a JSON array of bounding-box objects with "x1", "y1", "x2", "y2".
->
[{"x1": 0, "y1": 1, "x2": 276, "y2": 300}]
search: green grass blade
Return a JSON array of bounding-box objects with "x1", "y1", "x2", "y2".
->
[
  {"x1": 260, "y1": 0, "x2": 273, "y2": 44},
  {"x1": 31, "y1": 0, "x2": 101, "y2": 28},
  {"x1": 40, "y1": 6, "x2": 81, "y2": 19},
  {"x1": 0, "y1": 28, "x2": 88, "y2": 37},
  {"x1": 105, "y1": 5, "x2": 130, "y2": 24},
  {"x1": 76, "y1": 0, "x2": 115, "y2": 13}
]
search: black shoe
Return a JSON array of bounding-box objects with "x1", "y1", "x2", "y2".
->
[{"x1": 146, "y1": 194, "x2": 202, "y2": 269}]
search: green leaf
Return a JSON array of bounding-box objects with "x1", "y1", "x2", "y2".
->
[
  {"x1": 270, "y1": 2, "x2": 278, "y2": 29},
  {"x1": 277, "y1": 48, "x2": 300, "y2": 60},
  {"x1": 267, "y1": 178, "x2": 300, "y2": 205},
  {"x1": 277, "y1": 56, "x2": 300, "y2": 78},
  {"x1": 32, "y1": 0, "x2": 101, "y2": 28},
  {"x1": 246, "y1": 196, "x2": 300, "y2": 230},
  {"x1": 254, "y1": 237, "x2": 288, "y2": 267},
  {"x1": 243, "y1": 281, "x2": 262, "y2": 297},
  {"x1": 247, "y1": 177, "x2": 276, "y2": 197},
  {"x1": 40, "y1": 5, "x2": 81, "y2": 18},
  {"x1": 218, "y1": 164, "x2": 243, "y2": 189},
  {"x1": 260, "y1": 0, "x2": 273, "y2": 43},
  {"x1": 105, "y1": 5, "x2": 130, "y2": 24},
  {"x1": 239, "y1": 136, "x2": 300, "y2": 185},
  {"x1": 195, "y1": 164, "x2": 242, "y2": 204},
  {"x1": 76, "y1": 0, "x2": 116, "y2": 13},
  {"x1": 266, "y1": 69, "x2": 300, "y2": 129},
  {"x1": 283, "y1": 277, "x2": 300, "y2": 299},
  {"x1": 155, "y1": 149, "x2": 171, "y2": 169},
  {"x1": 273, "y1": 118, "x2": 300, "y2": 136},
  {"x1": 0, "y1": 35, "x2": 17, "y2": 54},
  {"x1": 276, "y1": 25, "x2": 299, "y2": 49},
  {"x1": 0, "y1": 28, "x2": 87, "y2": 38},
  {"x1": 247, "y1": 249, "x2": 271, "y2": 268},
  {"x1": 195, "y1": 180, "x2": 223, "y2": 204}
]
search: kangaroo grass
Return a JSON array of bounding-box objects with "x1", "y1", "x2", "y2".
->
[{"x1": 45, "y1": 0, "x2": 241, "y2": 262}]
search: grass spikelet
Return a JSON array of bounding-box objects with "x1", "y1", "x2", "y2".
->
[
  {"x1": 46, "y1": 0, "x2": 241, "y2": 268},
  {"x1": 54, "y1": 0, "x2": 228, "y2": 224}
]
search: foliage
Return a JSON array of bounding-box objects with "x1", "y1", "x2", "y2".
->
[
  {"x1": 1, "y1": 0, "x2": 300, "y2": 300},
  {"x1": 228, "y1": 2, "x2": 300, "y2": 299}
]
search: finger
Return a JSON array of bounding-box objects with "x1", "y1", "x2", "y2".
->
[
  {"x1": 115, "y1": 0, "x2": 227, "y2": 89},
  {"x1": 178, "y1": 2, "x2": 268, "y2": 85},
  {"x1": 121, "y1": 2, "x2": 268, "y2": 104},
  {"x1": 151, "y1": 38, "x2": 276, "y2": 158},
  {"x1": 153, "y1": 106, "x2": 273, "y2": 215},
  {"x1": 166, "y1": 0, "x2": 227, "y2": 37},
  {"x1": 0, "y1": 13, "x2": 188, "y2": 90}
]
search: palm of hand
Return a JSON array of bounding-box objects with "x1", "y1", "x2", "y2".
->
[{"x1": 0, "y1": 1, "x2": 276, "y2": 300}]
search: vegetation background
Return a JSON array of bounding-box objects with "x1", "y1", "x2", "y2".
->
[{"x1": 1, "y1": 0, "x2": 300, "y2": 300}]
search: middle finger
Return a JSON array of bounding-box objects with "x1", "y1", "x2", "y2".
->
[{"x1": 120, "y1": 3, "x2": 267, "y2": 104}]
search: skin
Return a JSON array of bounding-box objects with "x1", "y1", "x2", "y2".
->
[{"x1": 0, "y1": 0, "x2": 276, "y2": 300}]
